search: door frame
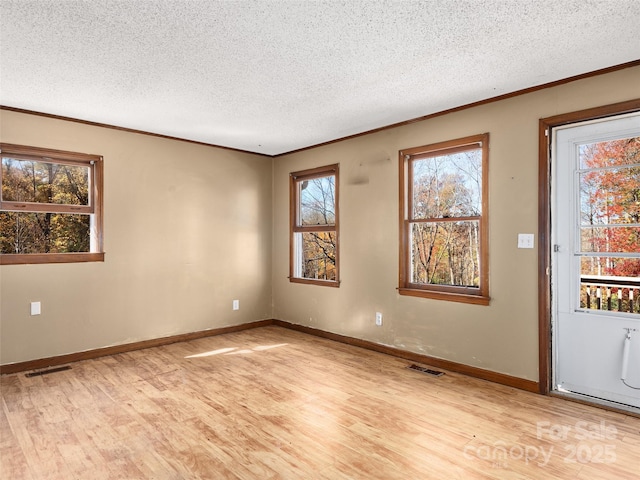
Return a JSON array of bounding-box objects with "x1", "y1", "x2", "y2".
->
[{"x1": 537, "y1": 98, "x2": 640, "y2": 396}]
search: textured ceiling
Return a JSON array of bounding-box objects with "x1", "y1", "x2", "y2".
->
[{"x1": 1, "y1": 1, "x2": 639, "y2": 156}]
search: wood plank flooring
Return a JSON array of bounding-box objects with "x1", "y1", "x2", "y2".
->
[{"x1": 1, "y1": 326, "x2": 639, "y2": 479}]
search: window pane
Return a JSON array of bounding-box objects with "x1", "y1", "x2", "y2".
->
[
  {"x1": 296, "y1": 231, "x2": 336, "y2": 281},
  {"x1": 580, "y1": 226, "x2": 640, "y2": 253},
  {"x1": 1, "y1": 157, "x2": 90, "y2": 205},
  {"x1": 412, "y1": 149, "x2": 481, "y2": 219},
  {"x1": 580, "y1": 257, "x2": 640, "y2": 314},
  {"x1": 579, "y1": 137, "x2": 640, "y2": 169},
  {"x1": 410, "y1": 221, "x2": 480, "y2": 287},
  {"x1": 299, "y1": 175, "x2": 335, "y2": 226},
  {"x1": 0, "y1": 212, "x2": 90, "y2": 254},
  {"x1": 581, "y1": 256, "x2": 640, "y2": 279},
  {"x1": 580, "y1": 165, "x2": 640, "y2": 226}
]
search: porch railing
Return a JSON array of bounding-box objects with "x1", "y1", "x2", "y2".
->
[{"x1": 580, "y1": 275, "x2": 640, "y2": 314}]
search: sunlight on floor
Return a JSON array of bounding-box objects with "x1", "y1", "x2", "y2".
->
[{"x1": 184, "y1": 343, "x2": 288, "y2": 359}]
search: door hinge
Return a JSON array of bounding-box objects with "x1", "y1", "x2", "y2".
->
[{"x1": 553, "y1": 244, "x2": 560, "y2": 252}]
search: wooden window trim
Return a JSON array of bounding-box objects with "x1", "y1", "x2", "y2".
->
[
  {"x1": 289, "y1": 164, "x2": 340, "y2": 287},
  {"x1": 0, "y1": 143, "x2": 104, "y2": 265},
  {"x1": 0, "y1": 252, "x2": 105, "y2": 265},
  {"x1": 399, "y1": 133, "x2": 490, "y2": 305},
  {"x1": 0, "y1": 202, "x2": 94, "y2": 214}
]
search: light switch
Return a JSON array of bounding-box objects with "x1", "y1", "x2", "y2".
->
[
  {"x1": 30, "y1": 301, "x2": 41, "y2": 315},
  {"x1": 517, "y1": 233, "x2": 535, "y2": 249}
]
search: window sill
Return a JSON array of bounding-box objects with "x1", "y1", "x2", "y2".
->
[
  {"x1": 398, "y1": 287, "x2": 490, "y2": 305},
  {"x1": 0, "y1": 252, "x2": 105, "y2": 265},
  {"x1": 289, "y1": 277, "x2": 340, "y2": 288}
]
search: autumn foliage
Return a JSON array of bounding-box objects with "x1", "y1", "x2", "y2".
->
[
  {"x1": 580, "y1": 137, "x2": 640, "y2": 278},
  {"x1": 295, "y1": 175, "x2": 337, "y2": 281},
  {"x1": 410, "y1": 151, "x2": 482, "y2": 288},
  {"x1": 1, "y1": 157, "x2": 90, "y2": 254}
]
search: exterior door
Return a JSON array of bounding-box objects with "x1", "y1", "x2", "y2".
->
[{"x1": 552, "y1": 112, "x2": 640, "y2": 410}]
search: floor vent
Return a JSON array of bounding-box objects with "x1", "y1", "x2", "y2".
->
[
  {"x1": 26, "y1": 366, "x2": 71, "y2": 378},
  {"x1": 408, "y1": 364, "x2": 444, "y2": 377}
]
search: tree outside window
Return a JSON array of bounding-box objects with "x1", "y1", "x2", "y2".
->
[
  {"x1": 399, "y1": 134, "x2": 489, "y2": 305},
  {"x1": 578, "y1": 136, "x2": 640, "y2": 311},
  {"x1": 290, "y1": 164, "x2": 339, "y2": 287},
  {"x1": 0, "y1": 143, "x2": 104, "y2": 265}
]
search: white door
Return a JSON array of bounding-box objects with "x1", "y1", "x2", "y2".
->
[{"x1": 552, "y1": 112, "x2": 640, "y2": 410}]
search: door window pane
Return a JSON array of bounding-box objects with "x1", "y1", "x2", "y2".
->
[
  {"x1": 580, "y1": 257, "x2": 640, "y2": 314},
  {"x1": 579, "y1": 165, "x2": 640, "y2": 226},
  {"x1": 579, "y1": 137, "x2": 640, "y2": 169},
  {"x1": 580, "y1": 226, "x2": 640, "y2": 253},
  {"x1": 581, "y1": 256, "x2": 640, "y2": 278}
]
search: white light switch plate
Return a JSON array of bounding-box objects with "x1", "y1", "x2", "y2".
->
[
  {"x1": 517, "y1": 233, "x2": 535, "y2": 249},
  {"x1": 30, "y1": 301, "x2": 41, "y2": 315}
]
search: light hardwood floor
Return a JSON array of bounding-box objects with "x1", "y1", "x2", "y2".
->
[{"x1": 1, "y1": 326, "x2": 639, "y2": 479}]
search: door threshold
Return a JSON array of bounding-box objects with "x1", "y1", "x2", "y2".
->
[{"x1": 551, "y1": 389, "x2": 640, "y2": 418}]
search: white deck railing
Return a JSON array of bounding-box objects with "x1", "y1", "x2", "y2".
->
[{"x1": 580, "y1": 275, "x2": 640, "y2": 313}]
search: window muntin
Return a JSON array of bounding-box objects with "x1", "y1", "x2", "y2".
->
[
  {"x1": 400, "y1": 134, "x2": 489, "y2": 304},
  {"x1": 0, "y1": 143, "x2": 104, "y2": 264},
  {"x1": 290, "y1": 164, "x2": 339, "y2": 286}
]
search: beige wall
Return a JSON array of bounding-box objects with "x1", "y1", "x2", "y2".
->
[
  {"x1": 2, "y1": 66, "x2": 639, "y2": 379},
  {"x1": 0, "y1": 110, "x2": 273, "y2": 364},
  {"x1": 272, "y1": 66, "x2": 640, "y2": 382}
]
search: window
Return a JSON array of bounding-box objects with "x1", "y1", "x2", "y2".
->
[
  {"x1": 290, "y1": 164, "x2": 339, "y2": 286},
  {"x1": 0, "y1": 143, "x2": 104, "y2": 265},
  {"x1": 399, "y1": 134, "x2": 489, "y2": 305}
]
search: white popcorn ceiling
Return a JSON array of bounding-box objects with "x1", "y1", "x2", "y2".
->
[{"x1": 1, "y1": 0, "x2": 639, "y2": 156}]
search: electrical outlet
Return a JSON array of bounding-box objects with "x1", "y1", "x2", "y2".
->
[
  {"x1": 30, "y1": 301, "x2": 41, "y2": 316},
  {"x1": 232, "y1": 300, "x2": 239, "y2": 311},
  {"x1": 375, "y1": 312, "x2": 383, "y2": 326}
]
